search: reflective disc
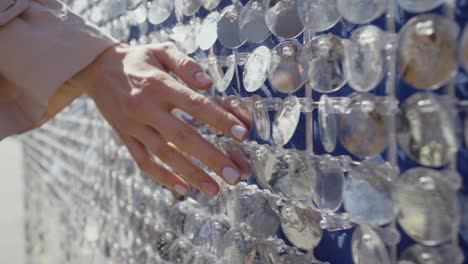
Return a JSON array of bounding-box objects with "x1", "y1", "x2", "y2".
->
[
  {"x1": 339, "y1": 93, "x2": 389, "y2": 158},
  {"x1": 175, "y1": 0, "x2": 202, "y2": 17},
  {"x1": 217, "y1": 4, "x2": 247, "y2": 49},
  {"x1": 269, "y1": 41, "x2": 308, "y2": 94},
  {"x1": 243, "y1": 46, "x2": 272, "y2": 92},
  {"x1": 319, "y1": 95, "x2": 338, "y2": 153},
  {"x1": 352, "y1": 225, "x2": 391, "y2": 264},
  {"x1": 337, "y1": 0, "x2": 386, "y2": 24},
  {"x1": 198, "y1": 11, "x2": 220, "y2": 51},
  {"x1": 305, "y1": 34, "x2": 346, "y2": 93},
  {"x1": 280, "y1": 202, "x2": 323, "y2": 250},
  {"x1": 297, "y1": 0, "x2": 341, "y2": 33},
  {"x1": 201, "y1": 0, "x2": 222, "y2": 11},
  {"x1": 393, "y1": 167, "x2": 459, "y2": 245},
  {"x1": 345, "y1": 25, "x2": 386, "y2": 92},
  {"x1": 251, "y1": 95, "x2": 271, "y2": 141},
  {"x1": 171, "y1": 17, "x2": 200, "y2": 54},
  {"x1": 397, "y1": 93, "x2": 459, "y2": 167},
  {"x1": 400, "y1": 244, "x2": 464, "y2": 264},
  {"x1": 265, "y1": 0, "x2": 304, "y2": 39},
  {"x1": 311, "y1": 159, "x2": 344, "y2": 212},
  {"x1": 208, "y1": 56, "x2": 236, "y2": 92},
  {"x1": 272, "y1": 95, "x2": 301, "y2": 146},
  {"x1": 344, "y1": 161, "x2": 394, "y2": 226},
  {"x1": 240, "y1": 0, "x2": 271, "y2": 43},
  {"x1": 148, "y1": 0, "x2": 174, "y2": 25},
  {"x1": 398, "y1": 0, "x2": 445, "y2": 13},
  {"x1": 398, "y1": 14, "x2": 459, "y2": 89}
]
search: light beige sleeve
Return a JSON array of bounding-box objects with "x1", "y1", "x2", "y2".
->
[{"x1": 0, "y1": 0, "x2": 118, "y2": 140}]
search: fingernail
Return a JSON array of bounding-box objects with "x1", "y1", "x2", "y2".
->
[
  {"x1": 195, "y1": 72, "x2": 212, "y2": 86},
  {"x1": 201, "y1": 182, "x2": 218, "y2": 196},
  {"x1": 223, "y1": 167, "x2": 240, "y2": 185},
  {"x1": 231, "y1": 125, "x2": 247, "y2": 140},
  {"x1": 174, "y1": 184, "x2": 188, "y2": 195}
]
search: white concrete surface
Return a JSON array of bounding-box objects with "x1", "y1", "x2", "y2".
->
[{"x1": 0, "y1": 138, "x2": 25, "y2": 263}]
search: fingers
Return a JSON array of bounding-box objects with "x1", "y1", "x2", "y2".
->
[
  {"x1": 121, "y1": 135, "x2": 190, "y2": 195},
  {"x1": 149, "y1": 42, "x2": 213, "y2": 90},
  {"x1": 135, "y1": 126, "x2": 220, "y2": 197}
]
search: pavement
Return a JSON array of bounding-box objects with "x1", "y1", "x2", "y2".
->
[{"x1": 0, "y1": 138, "x2": 25, "y2": 263}]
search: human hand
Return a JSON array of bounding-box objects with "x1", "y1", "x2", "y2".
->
[{"x1": 76, "y1": 43, "x2": 249, "y2": 197}]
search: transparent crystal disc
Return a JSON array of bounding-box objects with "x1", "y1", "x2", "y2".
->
[
  {"x1": 175, "y1": 0, "x2": 202, "y2": 17},
  {"x1": 198, "y1": 11, "x2": 220, "y2": 51},
  {"x1": 311, "y1": 159, "x2": 344, "y2": 213},
  {"x1": 318, "y1": 95, "x2": 338, "y2": 152},
  {"x1": 336, "y1": 0, "x2": 387, "y2": 24},
  {"x1": 251, "y1": 95, "x2": 271, "y2": 141},
  {"x1": 272, "y1": 95, "x2": 301, "y2": 146},
  {"x1": 209, "y1": 57, "x2": 236, "y2": 92},
  {"x1": 148, "y1": 0, "x2": 174, "y2": 25},
  {"x1": 240, "y1": 0, "x2": 271, "y2": 43},
  {"x1": 265, "y1": 0, "x2": 304, "y2": 39},
  {"x1": 201, "y1": 0, "x2": 222, "y2": 11},
  {"x1": 217, "y1": 5, "x2": 247, "y2": 49},
  {"x1": 352, "y1": 225, "x2": 391, "y2": 264},
  {"x1": 297, "y1": 0, "x2": 341, "y2": 33},
  {"x1": 393, "y1": 167, "x2": 459, "y2": 246},
  {"x1": 243, "y1": 46, "x2": 272, "y2": 92},
  {"x1": 398, "y1": 0, "x2": 445, "y2": 13}
]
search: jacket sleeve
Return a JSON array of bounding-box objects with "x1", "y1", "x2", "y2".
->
[{"x1": 0, "y1": 0, "x2": 117, "y2": 140}]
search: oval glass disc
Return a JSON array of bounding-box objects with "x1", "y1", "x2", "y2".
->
[
  {"x1": 297, "y1": 0, "x2": 341, "y2": 33},
  {"x1": 343, "y1": 161, "x2": 394, "y2": 226},
  {"x1": 148, "y1": 0, "x2": 174, "y2": 25},
  {"x1": 398, "y1": 0, "x2": 445, "y2": 13},
  {"x1": 397, "y1": 93, "x2": 459, "y2": 167},
  {"x1": 243, "y1": 46, "x2": 272, "y2": 92},
  {"x1": 240, "y1": 0, "x2": 271, "y2": 43},
  {"x1": 318, "y1": 95, "x2": 338, "y2": 152},
  {"x1": 217, "y1": 4, "x2": 247, "y2": 49},
  {"x1": 398, "y1": 14, "x2": 459, "y2": 90},
  {"x1": 198, "y1": 11, "x2": 220, "y2": 51},
  {"x1": 272, "y1": 95, "x2": 301, "y2": 146},
  {"x1": 461, "y1": 25, "x2": 468, "y2": 71},
  {"x1": 400, "y1": 244, "x2": 464, "y2": 264},
  {"x1": 345, "y1": 25, "x2": 386, "y2": 92},
  {"x1": 269, "y1": 41, "x2": 308, "y2": 93},
  {"x1": 311, "y1": 159, "x2": 344, "y2": 212},
  {"x1": 201, "y1": 0, "x2": 221, "y2": 11},
  {"x1": 280, "y1": 202, "x2": 323, "y2": 250},
  {"x1": 251, "y1": 95, "x2": 271, "y2": 141},
  {"x1": 175, "y1": 0, "x2": 202, "y2": 17},
  {"x1": 337, "y1": 0, "x2": 387, "y2": 24},
  {"x1": 209, "y1": 56, "x2": 236, "y2": 92},
  {"x1": 305, "y1": 34, "x2": 346, "y2": 93},
  {"x1": 265, "y1": 0, "x2": 304, "y2": 39},
  {"x1": 352, "y1": 225, "x2": 391, "y2": 264},
  {"x1": 339, "y1": 93, "x2": 389, "y2": 158},
  {"x1": 393, "y1": 167, "x2": 459, "y2": 246},
  {"x1": 171, "y1": 17, "x2": 200, "y2": 54}
]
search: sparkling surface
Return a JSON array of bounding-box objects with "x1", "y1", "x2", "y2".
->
[
  {"x1": 148, "y1": 0, "x2": 174, "y2": 25},
  {"x1": 318, "y1": 95, "x2": 338, "y2": 152},
  {"x1": 297, "y1": 0, "x2": 341, "y2": 33},
  {"x1": 280, "y1": 202, "x2": 322, "y2": 250},
  {"x1": 337, "y1": 0, "x2": 387, "y2": 24},
  {"x1": 171, "y1": 17, "x2": 200, "y2": 54},
  {"x1": 398, "y1": 14, "x2": 459, "y2": 89},
  {"x1": 198, "y1": 11, "x2": 220, "y2": 51},
  {"x1": 393, "y1": 167, "x2": 459, "y2": 246},
  {"x1": 240, "y1": 0, "x2": 271, "y2": 43},
  {"x1": 272, "y1": 96, "x2": 301, "y2": 146},
  {"x1": 243, "y1": 46, "x2": 272, "y2": 92},
  {"x1": 265, "y1": 0, "x2": 304, "y2": 38},
  {"x1": 175, "y1": 0, "x2": 202, "y2": 16},
  {"x1": 352, "y1": 225, "x2": 391, "y2": 264}
]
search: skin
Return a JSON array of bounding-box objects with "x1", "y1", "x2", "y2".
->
[{"x1": 43, "y1": 43, "x2": 249, "y2": 197}]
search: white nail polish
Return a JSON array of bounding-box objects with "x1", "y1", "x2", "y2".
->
[
  {"x1": 223, "y1": 167, "x2": 240, "y2": 185},
  {"x1": 231, "y1": 125, "x2": 247, "y2": 140}
]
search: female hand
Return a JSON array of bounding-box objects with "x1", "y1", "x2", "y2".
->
[{"x1": 77, "y1": 43, "x2": 249, "y2": 197}]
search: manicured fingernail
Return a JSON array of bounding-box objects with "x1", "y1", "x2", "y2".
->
[
  {"x1": 231, "y1": 125, "x2": 247, "y2": 140},
  {"x1": 223, "y1": 167, "x2": 240, "y2": 185},
  {"x1": 201, "y1": 182, "x2": 218, "y2": 196},
  {"x1": 195, "y1": 72, "x2": 212, "y2": 86},
  {"x1": 174, "y1": 184, "x2": 188, "y2": 195}
]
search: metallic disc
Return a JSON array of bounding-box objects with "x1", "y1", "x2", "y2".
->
[
  {"x1": 217, "y1": 4, "x2": 247, "y2": 49},
  {"x1": 272, "y1": 95, "x2": 301, "y2": 146},
  {"x1": 400, "y1": 244, "x2": 464, "y2": 264},
  {"x1": 251, "y1": 95, "x2": 271, "y2": 141},
  {"x1": 397, "y1": 93, "x2": 459, "y2": 167},
  {"x1": 345, "y1": 25, "x2": 386, "y2": 92},
  {"x1": 398, "y1": 0, "x2": 445, "y2": 13},
  {"x1": 393, "y1": 167, "x2": 459, "y2": 246},
  {"x1": 297, "y1": 0, "x2": 341, "y2": 33},
  {"x1": 311, "y1": 159, "x2": 344, "y2": 213},
  {"x1": 263, "y1": 150, "x2": 317, "y2": 201},
  {"x1": 209, "y1": 56, "x2": 236, "y2": 92},
  {"x1": 339, "y1": 93, "x2": 389, "y2": 158},
  {"x1": 243, "y1": 46, "x2": 272, "y2": 92},
  {"x1": 198, "y1": 11, "x2": 220, "y2": 51},
  {"x1": 280, "y1": 202, "x2": 323, "y2": 250},
  {"x1": 265, "y1": 0, "x2": 304, "y2": 39},
  {"x1": 352, "y1": 225, "x2": 391, "y2": 264},
  {"x1": 305, "y1": 34, "x2": 347, "y2": 93},
  {"x1": 336, "y1": 0, "x2": 387, "y2": 24},
  {"x1": 318, "y1": 95, "x2": 338, "y2": 153},
  {"x1": 461, "y1": 25, "x2": 468, "y2": 71},
  {"x1": 201, "y1": 0, "x2": 222, "y2": 11},
  {"x1": 269, "y1": 41, "x2": 308, "y2": 94},
  {"x1": 398, "y1": 14, "x2": 459, "y2": 89},
  {"x1": 343, "y1": 161, "x2": 394, "y2": 226},
  {"x1": 148, "y1": 0, "x2": 174, "y2": 25},
  {"x1": 175, "y1": 0, "x2": 202, "y2": 17},
  {"x1": 240, "y1": 0, "x2": 271, "y2": 43}
]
